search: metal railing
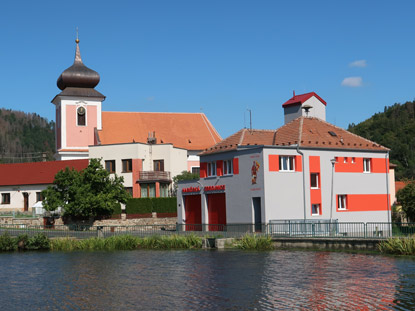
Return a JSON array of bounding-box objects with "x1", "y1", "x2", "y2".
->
[{"x1": 0, "y1": 222, "x2": 414, "y2": 239}]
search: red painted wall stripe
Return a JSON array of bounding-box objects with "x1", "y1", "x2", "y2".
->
[
  {"x1": 371, "y1": 158, "x2": 389, "y2": 173},
  {"x1": 336, "y1": 194, "x2": 390, "y2": 212},
  {"x1": 309, "y1": 156, "x2": 322, "y2": 215},
  {"x1": 295, "y1": 156, "x2": 302, "y2": 172},
  {"x1": 309, "y1": 156, "x2": 320, "y2": 173},
  {"x1": 132, "y1": 159, "x2": 142, "y2": 198},
  {"x1": 268, "y1": 155, "x2": 279, "y2": 171},
  {"x1": 217, "y1": 160, "x2": 223, "y2": 176},
  {"x1": 233, "y1": 158, "x2": 239, "y2": 175},
  {"x1": 200, "y1": 162, "x2": 207, "y2": 178}
]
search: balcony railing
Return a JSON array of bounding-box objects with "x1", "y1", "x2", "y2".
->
[{"x1": 138, "y1": 171, "x2": 171, "y2": 182}]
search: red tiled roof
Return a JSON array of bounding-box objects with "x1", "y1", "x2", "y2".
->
[
  {"x1": 201, "y1": 117, "x2": 387, "y2": 155},
  {"x1": 97, "y1": 112, "x2": 221, "y2": 151},
  {"x1": 395, "y1": 181, "x2": 409, "y2": 193},
  {"x1": 0, "y1": 159, "x2": 89, "y2": 186},
  {"x1": 282, "y1": 92, "x2": 327, "y2": 107}
]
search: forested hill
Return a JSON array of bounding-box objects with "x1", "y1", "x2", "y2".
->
[
  {"x1": 0, "y1": 108, "x2": 55, "y2": 163},
  {"x1": 348, "y1": 101, "x2": 415, "y2": 180}
]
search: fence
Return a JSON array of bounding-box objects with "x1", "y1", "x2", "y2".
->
[{"x1": 0, "y1": 222, "x2": 414, "y2": 239}]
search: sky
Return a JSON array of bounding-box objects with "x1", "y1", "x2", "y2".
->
[{"x1": 1, "y1": 0, "x2": 415, "y2": 139}]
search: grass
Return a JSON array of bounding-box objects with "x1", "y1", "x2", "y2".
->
[
  {"x1": 233, "y1": 234, "x2": 274, "y2": 251},
  {"x1": 50, "y1": 234, "x2": 203, "y2": 251},
  {"x1": 378, "y1": 236, "x2": 415, "y2": 255}
]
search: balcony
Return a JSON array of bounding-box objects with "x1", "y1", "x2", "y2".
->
[{"x1": 138, "y1": 171, "x2": 171, "y2": 182}]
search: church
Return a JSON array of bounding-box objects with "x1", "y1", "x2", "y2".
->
[{"x1": 52, "y1": 38, "x2": 221, "y2": 198}]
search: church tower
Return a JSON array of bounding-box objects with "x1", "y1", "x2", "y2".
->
[{"x1": 52, "y1": 37, "x2": 105, "y2": 160}]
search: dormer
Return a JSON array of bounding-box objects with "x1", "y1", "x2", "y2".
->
[{"x1": 282, "y1": 92, "x2": 326, "y2": 124}]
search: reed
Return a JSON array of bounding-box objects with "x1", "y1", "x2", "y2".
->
[
  {"x1": 50, "y1": 234, "x2": 202, "y2": 251},
  {"x1": 378, "y1": 236, "x2": 415, "y2": 255},
  {"x1": 235, "y1": 235, "x2": 274, "y2": 250}
]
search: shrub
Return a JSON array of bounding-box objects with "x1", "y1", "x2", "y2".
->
[
  {"x1": 125, "y1": 198, "x2": 153, "y2": 214},
  {"x1": 112, "y1": 203, "x2": 122, "y2": 215},
  {"x1": 27, "y1": 233, "x2": 50, "y2": 250},
  {"x1": 125, "y1": 198, "x2": 177, "y2": 214},
  {"x1": 0, "y1": 232, "x2": 17, "y2": 251}
]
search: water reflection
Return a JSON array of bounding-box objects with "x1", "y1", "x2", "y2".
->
[{"x1": 0, "y1": 250, "x2": 414, "y2": 310}]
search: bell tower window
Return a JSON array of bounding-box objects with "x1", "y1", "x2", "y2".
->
[{"x1": 77, "y1": 106, "x2": 86, "y2": 126}]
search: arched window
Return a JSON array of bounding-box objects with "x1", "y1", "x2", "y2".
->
[{"x1": 77, "y1": 106, "x2": 86, "y2": 126}]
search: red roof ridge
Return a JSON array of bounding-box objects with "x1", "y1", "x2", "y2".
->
[
  {"x1": 103, "y1": 111, "x2": 207, "y2": 115},
  {"x1": 282, "y1": 91, "x2": 327, "y2": 107}
]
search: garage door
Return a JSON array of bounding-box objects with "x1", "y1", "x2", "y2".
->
[
  {"x1": 184, "y1": 195, "x2": 202, "y2": 231},
  {"x1": 207, "y1": 193, "x2": 226, "y2": 231}
]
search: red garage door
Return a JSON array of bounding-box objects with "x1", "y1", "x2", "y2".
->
[
  {"x1": 184, "y1": 195, "x2": 202, "y2": 231},
  {"x1": 207, "y1": 193, "x2": 226, "y2": 231}
]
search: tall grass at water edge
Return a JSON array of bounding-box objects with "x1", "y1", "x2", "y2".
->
[
  {"x1": 234, "y1": 235, "x2": 274, "y2": 251},
  {"x1": 50, "y1": 234, "x2": 203, "y2": 251},
  {"x1": 378, "y1": 236, "x2": 415, "y2": 255}
]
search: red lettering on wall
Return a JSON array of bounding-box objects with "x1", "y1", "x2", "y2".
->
[
  {"x1": 182, "y1": 186, "x2": 201, "y2": 193},
  {"x1": 204, "y1": 185, "x2": 226, "y2": 192}
]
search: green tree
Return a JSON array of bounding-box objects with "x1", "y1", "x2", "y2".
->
[
  {"x1": 42, "y1": 158, "x2": 130, "y2": 219},
  {"x1": 396, "y1": 182, "x2": 415, "y2": 222},
  {"x1": 172, "y1": 170, "x2": 199, "y2": 195}
]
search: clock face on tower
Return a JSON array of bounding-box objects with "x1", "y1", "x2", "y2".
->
[{"x1": 77, "y1": 106, "x2": 86, "y2": 115}]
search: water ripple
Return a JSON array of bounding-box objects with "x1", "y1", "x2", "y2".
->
[{"x1": 0, "y1": 250, "x2": 414, "y2": 310}]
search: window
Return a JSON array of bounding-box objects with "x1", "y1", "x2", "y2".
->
[
  {"x1": 310, "y1": 173, "x2": 319, "y2": 189},
  {"x1": 351, "y1": 157, "x2": 355, "y2": 163},
  {"x1": 363, "y1": 158, "x2": 371, "y2": 173},
  {"x1": 160, "y1": 183, "x2": 169, "y2": 197},
  {"x1": 105, "y1": 160, "x2": 115, "y2": 173},
  {"x1": 191, "y1": 167, "x2": 200, "y2": 175},
  {"x1": 154, "y1": 160, "x2": 164, "y2": 172},
  {"x1": 223, "y1": 159, "x2": 233, "y2": 175},
  {"x1": 344, "y1": 157, "x2": 348, "y2": 163},
  {"x1": 77, "y1": 106, "x2": 86, "y2": 126},
  {"x1": 141, "y1": 183, "x2": 156, "y2": 198},
  {"x1": 122, "y1": 159, "x2": 132, "y2": 173},
  {"x1": 1, "y1": 193, "x2": 10, "y2": 204},
  {"x1": 279, "y1": 156, "x2": 295, "y2": 172},
  {"x1": 36, "y1": 192, "x2": 44, "y2": 202},
  {"x1": 124, "y1": 187, "x2": 133, "y2": 195},
  {"x1": 312, "y1": 204, "x2": 320, "y2": 215},
  {"x1": 338, "y1": 195, "x2": 347, "y2": 210},
  {"x1": 207, "y1": 161, "x2": 217, "y2": 177}
]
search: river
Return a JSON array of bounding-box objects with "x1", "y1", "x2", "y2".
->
[{"x1": 0, "y1": 250, "x2": 414, "y2": 310}]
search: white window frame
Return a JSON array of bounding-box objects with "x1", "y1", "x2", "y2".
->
[
  {"x1": 363, "y1": 158, "x2": 371, "y2": 173},
  {"x1": 207, "y1": 161, "x2": 217, "y2": 177},
  {"x1": 279, "y1": 156, "x2": 295, "y2": 172},
  {"x1": 311, "y1": 204, "x2": 320, "y2": 216},
  {"x1": 310, "y1": 173, "x2": 319, "y2": 189},
  {"x1": 223, "y1": 159, "x2": 233, "y2": 175},
  {"x1": 338, "y1": 195, "x2": 347, "y2": 210}
]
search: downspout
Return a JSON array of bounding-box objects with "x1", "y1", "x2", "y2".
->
[{"x1": 385, "y1": 151, "x2": 391, "y2": 224}]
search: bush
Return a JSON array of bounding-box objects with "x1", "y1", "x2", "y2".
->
[
  {"x1": 126, "y1": 198, "x2": 153, "y2": 214},
  {"x1": 125, "y1": 198, "x2": 177, "y2": 214},
  {"x1": 27, "y1": 233, "x2": 50, "y2": 250},
  {"x1": 113, "y1": 203, "x2": 122, "y2": 215},
  {"x1": 0, "y1": 232, "x2": 17, "y2": 251}
]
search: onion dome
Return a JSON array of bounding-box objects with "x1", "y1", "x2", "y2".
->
[{"x1": 57, "y1": 39, "x2": 100, "y2": 90}]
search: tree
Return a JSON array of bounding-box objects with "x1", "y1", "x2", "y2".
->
[
  {"x1": 396, "y1": 182, "x2": 415, "y2": 222},
  {"x1": 42, "y1": 158, "x2": 130, "y2": 219},
  {"x1": 172, "y1": 170, "x2": 199, "y2": 196}
]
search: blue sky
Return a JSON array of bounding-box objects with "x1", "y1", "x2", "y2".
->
[{"x1": 1, "y1": 1, "x2": 415, "y2": 138}]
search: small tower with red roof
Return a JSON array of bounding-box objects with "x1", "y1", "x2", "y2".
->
[{"x1": 282, "y1": 91, "x2": 326, "y2": 124}]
